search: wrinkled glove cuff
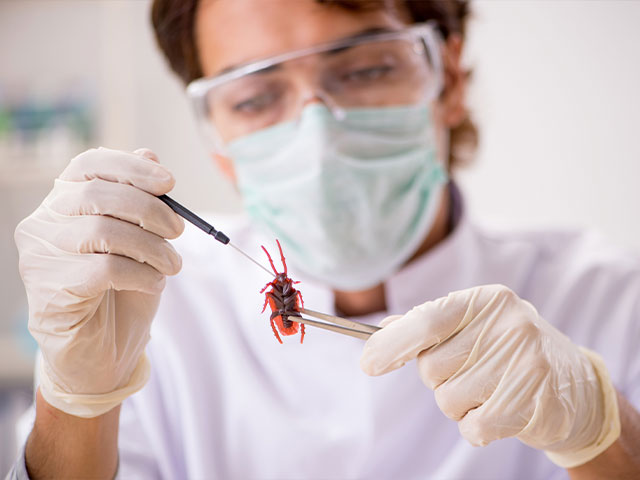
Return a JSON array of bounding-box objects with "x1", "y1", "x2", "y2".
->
[
  {"x1": 38, "y1": 353, "x2": 150, "y2": 418},
  {"x1": 545, "y1": 347, "x2": 621, "y2": 468}
]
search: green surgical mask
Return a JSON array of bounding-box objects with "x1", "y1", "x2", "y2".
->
[{"x1": 227, "y1": 103, "x2": 448, "y2": 291}]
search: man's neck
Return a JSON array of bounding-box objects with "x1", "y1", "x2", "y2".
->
[{"x1": 333, "y1": 186, "x2": 452, "y2": 317}]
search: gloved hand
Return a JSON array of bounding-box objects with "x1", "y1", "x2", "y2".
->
[
  {"x1": 360, "y1": 284, "x2": 621, "y2": 468},
  {"x1": 15, "y1": 147, "x2": 184, "y2": 418}
]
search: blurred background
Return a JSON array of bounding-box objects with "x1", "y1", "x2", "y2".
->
[{"x1": 1, "y1": 0, "x2": 639, "y2": 470}]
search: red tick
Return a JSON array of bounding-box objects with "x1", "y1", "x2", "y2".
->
[{"x1": 260, "y1": 239, "x2": 305, "y2": 344}]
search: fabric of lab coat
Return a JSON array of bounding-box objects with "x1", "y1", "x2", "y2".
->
[{"x1": 11, "y1": 189, "x2": 640, "y2": 480}]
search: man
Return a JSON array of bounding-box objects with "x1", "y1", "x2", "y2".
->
[{"x1": 9, "y1": 0, "x2": 640, "y2": 478}]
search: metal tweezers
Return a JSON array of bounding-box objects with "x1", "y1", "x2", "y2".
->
[{"x1": 287, "y1": 308, "x2": 381, "y2": 340}]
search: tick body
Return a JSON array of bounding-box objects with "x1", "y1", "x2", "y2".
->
[{"x1": 260, "y1": 239, "x2": 305, "y2": 344}]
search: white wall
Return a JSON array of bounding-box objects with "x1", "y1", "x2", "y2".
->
[{"x1": 460, "y1": 0, "x2": 640, "y2": 252}]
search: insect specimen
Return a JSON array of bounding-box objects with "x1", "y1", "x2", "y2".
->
[{"x1": 260, "y1": 239, "x2": 305, "y2": 344}]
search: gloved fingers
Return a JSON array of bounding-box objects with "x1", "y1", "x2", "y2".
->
[
  {"x1": 133, "y1": 147, "x2": 159, "y2": 163},
  {"x1": 456, "y1": 362, "x2": 546, "y2": 447},
  {"x1": 415, "y1": 327, "x2": 476, "y2": 389},
  {"x1": 78, "y1": 253, "x2": 167, "y2": 297},
  {"x1": 23, "y1": 248, "x2": 167, "y2": 302},
  {"x1": 48, "y1": 214, "x2": 182, "y2": 276},
  {"x1": 422, "y1": 341, "x2": 510, "y2": 419},
  {"x1": 415, "y1": 307, "x2": 519, "y2": 390},
  {"x1": 45, "y1": 178, "x2": 185, "y2": 239},
  {"x1": 361, "y1": 288, "x2": 483, "y2": 376},
  {"x1": 361, "y1": 286, "x2": 531, "y2": 377},
  {"x1": 417, "y1": 344, "x2": 472, "y2": 392},
  {"x1": 456, "y1": 405, "x2": 506, "y2": 447},
  {"x1": 432, "y1": 376, "x2": 485, "y2": 422},
  {"x1": 378, "y1": 314, "x2": 403, "y2": 328},
  {"x1": 60, "y1": 147, "x2": 175, "y2": 196},
  {"x1": 418, "y1": 291, "x2": 549, "y2": 420}
]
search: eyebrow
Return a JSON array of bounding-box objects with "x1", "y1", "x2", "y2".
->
[{"x1": 218, "y1": 26, "x2": 396, "y2": 76}]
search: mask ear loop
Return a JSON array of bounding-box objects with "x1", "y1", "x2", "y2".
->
[
  {"x1": 419, "y1": 23, "x2": 445, "y2": 101},
  {"x1": 415, "y1": 24, "x2": 450, "y2": 171}
]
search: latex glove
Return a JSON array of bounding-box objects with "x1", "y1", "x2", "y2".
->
[
  {"x1": 14, "y1": 147, "x2": 184, "y2": 418},
  {"x1": 360, "y1": 285, "x2": 620, "y2": 468}
]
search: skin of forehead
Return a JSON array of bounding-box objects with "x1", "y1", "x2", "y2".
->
[{"x1": 195, "y1": 0, "x2": 409, "y2": 77}]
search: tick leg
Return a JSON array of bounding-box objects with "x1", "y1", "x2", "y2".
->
[
  {"x1": 260, "y1": 280, "x2": 275, "y2": 294},
  {"x1": 261, "y1": 293, "x2": 270, "y2": 313},
  {"x1": 297, "y1": 290, "x2": 305, "y2": 309},
  {"x1": 270, "y1": 317, "x2": 283, "y2": 344},
  {"x1": 300, "y1": 323, "x2": 305, "y2": 344}
]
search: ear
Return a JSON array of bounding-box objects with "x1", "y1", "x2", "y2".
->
[
  {"x1": 439, "y1": 34, "x2": 467, "y2": 128},
  {"x1": 213, "y1": 153, "x2": 237, "y2": 183}
]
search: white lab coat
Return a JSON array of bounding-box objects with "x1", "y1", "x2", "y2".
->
[{"x1": 109, "y1": 190, "x2": 640, "y2": 480}]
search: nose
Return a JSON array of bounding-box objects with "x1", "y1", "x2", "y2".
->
[
  {"x1": 289, "y1": 64, "x2": 345, "y2": 121},
  {"x1": 299, "y1": 91, "x2": 345, "y2": 121}
]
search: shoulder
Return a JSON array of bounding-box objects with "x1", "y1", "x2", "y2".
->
[
  {"x1": 470, "y1": 220, "x2": 639, "y2": 278},
  {"x1": 465, "y1": 220, "x2": 640, "y2": 328}
]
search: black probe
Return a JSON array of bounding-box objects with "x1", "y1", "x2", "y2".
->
[{"x1": 158, "y1": 194, "x2": 273, "y2": 276}]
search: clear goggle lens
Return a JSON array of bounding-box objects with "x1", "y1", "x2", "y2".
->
[{"x1": 187, "y1": 24, "x2": 443, "y2": 151}]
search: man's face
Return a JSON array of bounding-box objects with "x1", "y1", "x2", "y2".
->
[{"x1": 194, "y1": 0, "x2": 465, "y2": 178}]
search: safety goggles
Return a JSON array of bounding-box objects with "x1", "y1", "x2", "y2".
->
[{"x1": 187, "y1": 22, "x2": 443, "y2": 152}]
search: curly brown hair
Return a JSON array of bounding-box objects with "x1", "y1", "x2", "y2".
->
[{"x1": 150, "y1": 0, "x2": 476, "y2": 168}]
